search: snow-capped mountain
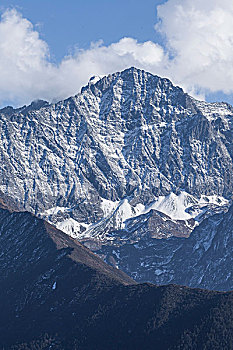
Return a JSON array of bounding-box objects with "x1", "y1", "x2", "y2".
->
[{"x1": 0, "y1": 67, "x2": 232, "y2": 288}]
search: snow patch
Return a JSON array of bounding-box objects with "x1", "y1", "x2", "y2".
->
[
  {"x1": 100, "y1": 198, "x2": 119, "y2": 217},
  {"x1": 144, "y1": 192, "x2": 228, "y2": 220},
  {"x1": 57, "y1": 218, "x2": 89, "y2": 238},
  {"x1": 42, "y1": 206, "x2": 71, "y2": 216},
  {"x1": 44, "y1": 192, "x2": 229, "y2": 241},
  {"x1": 89, "y1": 76, "x2": 102, "y2": 85}
]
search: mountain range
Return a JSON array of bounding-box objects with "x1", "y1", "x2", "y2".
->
[{"x1": 0, "y1": 67, "x2": 232, "y2": 290}]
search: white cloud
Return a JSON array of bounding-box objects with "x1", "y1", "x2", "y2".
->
[
  {"x1": 156, "y1": 0, "x2": 233, "y2": 95},
  {"x1": 51, "y1": 38, "x2": 167, "y2": 102},
  {"x1": 1, "y1": 2, "x2": 233, "y2": 107},
  {"x1": 0, "y1": 9, "x2": 166, "y2": 106},
  {"x1": 0, "y1": 9, "x2": 51, "y2": 105}
]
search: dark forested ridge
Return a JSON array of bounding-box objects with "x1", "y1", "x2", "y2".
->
[{"x1": 0, "y1": 202, "x2": 232, "y2": 350}]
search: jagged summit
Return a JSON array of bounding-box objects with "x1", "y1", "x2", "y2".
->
[
  {"x1": 25, "y1": 99, "x2": 50, "y2": 111},
  {"x1": 81, "y1": 67, "x2": 186, "y2": 109},
  {"x1": 0, "y1": 99, "x2": 49, "y2": 116},
  {"x1": 84, "y1": 66, "x2": 233, "y2": 107},
  {"x1": 87, "y1": 66, "x2": 183, "y2": 90}
]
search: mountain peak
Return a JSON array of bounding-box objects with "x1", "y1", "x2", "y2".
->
[
  {"x1": 0, "y1": 66, "x2": 232, "y2": 291},
  {"x1": 81, "y1": 67, "x2": 184, "y2": 97},
  {"x1": 0, "y1": 99, "x2": 49, "y2": 116},
  {"x1": 80, "y1": 66, "x2": 187, "y2": 116}
]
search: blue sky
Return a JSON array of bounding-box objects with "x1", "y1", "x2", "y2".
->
[
  {"x1": 0, "y1": 0, "x2": 164, "y2": 61},
  {"x1": 0, "y1": 0, "x2": 233, "y2": 107}
]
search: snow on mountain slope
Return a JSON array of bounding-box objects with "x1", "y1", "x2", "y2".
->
[
  {"x1": 143, "y1": 192, "x2": 228, "y2": 220},
  {"x1": 50, "y1": 191, "x2": 228, "y2": 242}
]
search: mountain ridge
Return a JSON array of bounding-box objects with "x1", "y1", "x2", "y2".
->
[{"x1": 0, "y1": 201, "x2": 233, "y2": 349}]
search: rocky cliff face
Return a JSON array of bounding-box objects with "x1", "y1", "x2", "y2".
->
[
  {"x1": 0, "y1": 67, "x2": 232, "y2": 289},
  {"x1": 0, "y1": 67, "x2": 232, "y2": 217}
]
